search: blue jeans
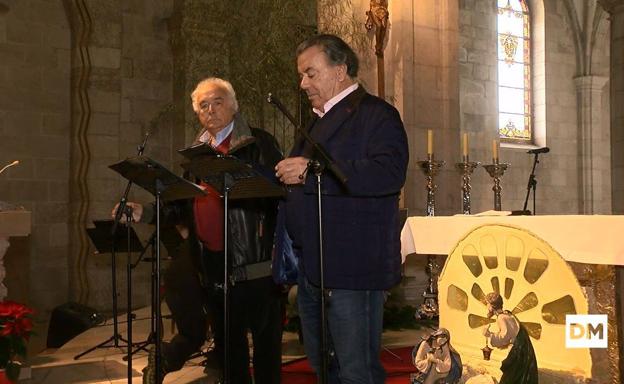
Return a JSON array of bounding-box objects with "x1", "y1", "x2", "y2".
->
[{"x1": 297, "y1": 273, "x2": 386, "y2": 384}]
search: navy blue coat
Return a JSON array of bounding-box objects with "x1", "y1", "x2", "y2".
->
[{"x1": 275, "y1": 86, "x2": 409, "y2": 290}]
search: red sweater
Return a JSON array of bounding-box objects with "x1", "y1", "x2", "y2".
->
[{"x1": 193, "y1": 135, "x2": 231, "y2": 251}]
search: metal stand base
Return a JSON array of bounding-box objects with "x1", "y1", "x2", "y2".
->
[{"x1": 74, "y1": 333, "x2": 129, "y2": 360}]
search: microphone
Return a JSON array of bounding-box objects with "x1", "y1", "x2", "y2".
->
[
  {"x1": 527, "y1": 147, "x2": 549, "y2": 154},
  {"x1": 267, "y1": 92, "x2": 349, "y2": 185},
  {"x1": 267, "y1": 93, "x2": 280, "y2": 107},
  {"x1": 267, "y1": 93, "x2": 297, "y2": 127},
  {"x1": 0, "y1": 160, "x2": 19, "y2": 175}
]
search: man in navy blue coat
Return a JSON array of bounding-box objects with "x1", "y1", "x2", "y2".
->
[{"x1": 275, "y1": 34, "x2": 409, "y2": 383}]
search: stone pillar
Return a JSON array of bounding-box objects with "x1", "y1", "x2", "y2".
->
[
  {"x1": 574, "y1": 75, "x2": 610, "y2": 214},
  {"x1": 65, "y1": 0, "x2": 94, "y2": 306},
  {"x1": 599, "y1": 1, "x2": 624, "y2": 214},
  {"x1": 599, "y1": 1, "x2": 624, "y2": 381}
]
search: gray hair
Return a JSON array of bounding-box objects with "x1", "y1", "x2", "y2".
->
[
  {"x1": 190, "y1": 77, "x2": 239, "y2": 113},
  {"x1": 296, "y1": 34, "x2": 359, "y2": 78}
]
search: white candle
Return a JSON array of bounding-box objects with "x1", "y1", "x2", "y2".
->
[
  {"x1": 462, "y1": 133, "x2": 468, "y2": 158},
  {"x1": 492, "y1": 139, "x2": 499, "y2": 161},
  {"x1": 427, "y1": 130, "x2": 433, "y2": 156}
]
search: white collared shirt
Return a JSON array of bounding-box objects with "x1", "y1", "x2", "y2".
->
[
  {"x1": 312, "y1": 83, "x2": 359, "y2": 118},
  {"x1": 198, "y1": 119, "x2": 235, "y2": 147}
]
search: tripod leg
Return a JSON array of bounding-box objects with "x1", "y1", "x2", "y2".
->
[
  {"x1": 122, "y1": 334, "x2": 154, "y2": 361},
  {"x1": 74, "y1": 240, "x2": 129, "y2": 361},
  {"x1": 123, "y1": 236, "x2": 160, "y2": 362},
  {"x1": 73, "y1": 335, "x2": 115, "y2": 360}
]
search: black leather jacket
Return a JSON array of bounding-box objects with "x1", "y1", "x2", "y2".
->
[{"x1": 157, "y1": 115, "x2": 283, "y2": 283}]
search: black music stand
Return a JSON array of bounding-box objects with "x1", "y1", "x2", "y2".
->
[
  {"x1": 76, "y1": 220, "x2": 143, "y2": 361},
  {"x1": 109, "y1": 156, "x2": 205, "y2": 384},
  {"x1": 123, "y1": 226, "x2": 184, "y2": 361},
  {"x1": 181, "y1": 154, "x2": 284, "y2": 384},
  {"x1": 87, "y1": 220, "x2": 143, "y2": 254}
]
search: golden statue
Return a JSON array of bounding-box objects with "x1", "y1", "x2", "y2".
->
[{"x1": 365, "y1": 0, "x2": 389, "y2": 57}]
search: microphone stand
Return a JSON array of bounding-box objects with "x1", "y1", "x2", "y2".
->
[
  {"x1": 268, "y1": 93, "x2": 347, "y2": 384},
  {"x1": 522, "y1": 152, "x2": 540, "y2": 215},
  {"x1": 268, "y1": 94, "x2": 347, "y2": 185},
  {"x1": 75, "y1": 131, "x2": 151, "y2": 364},
  {"x1": 123, "y1": 231, "x2": 157, "y2": 361},
  {"x1": 113, "y1": 130, "x2": 151, "y2": 383}
]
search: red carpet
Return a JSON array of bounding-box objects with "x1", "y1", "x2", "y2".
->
[{"x1": 281, "y1": 346, "x2": 416, "y2": 383}]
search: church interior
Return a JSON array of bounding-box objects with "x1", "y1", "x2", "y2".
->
[{"x1": 1, "y1": 0, "x2": 624, "y2": 383}]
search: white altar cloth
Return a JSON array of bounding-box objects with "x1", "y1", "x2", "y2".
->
[{"x1": 401, "y1": 214, "x2": 624, "y2": 265}]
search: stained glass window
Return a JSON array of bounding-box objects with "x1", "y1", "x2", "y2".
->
[{"x1": 497, "y1": 0, "x2": 531, "y2": 142}]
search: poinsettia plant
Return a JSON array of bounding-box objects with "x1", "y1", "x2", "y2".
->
[{"x1": 0, "y1": 301, "x2": 34, "y2": 381}]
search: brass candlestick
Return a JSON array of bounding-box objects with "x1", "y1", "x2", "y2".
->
[
  {"x1": 483, "y1": 159, "x2": 509, "y2": 211},
  {"x1": 455, "y1": 155, "x2": 480, "y2": 214},
  {"x1": 415, "y1": 154, "x2": 445, "y2": 319},
  {"x1": 417, "y1": 154, "x2": 445, "y2": 216}
]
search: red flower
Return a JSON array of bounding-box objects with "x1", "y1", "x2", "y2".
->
[
  {"x1": 0, "y1": 301, "x2": 33, "y2": 320},
  {"x1": 0, "y1": 317, "x2": 33, "y2": 339},
  {"x1": 0, "y1": 300, "x2": 35, "y2": 378}
]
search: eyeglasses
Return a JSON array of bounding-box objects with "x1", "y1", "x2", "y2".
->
[{"x1": 198, "y1": 99, "x2": 225, "y2": 114}]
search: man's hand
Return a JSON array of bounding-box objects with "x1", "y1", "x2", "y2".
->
[
  {"x1": 111, "y1": 201, "x2": 144, "y2": 223},
  {"x1": 275, "y1": 157, "x2": 310, "y2": 185}
]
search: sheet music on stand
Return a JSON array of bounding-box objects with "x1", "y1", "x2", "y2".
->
[
  {"x1": 181, "y1": 156, "x2": 285, "y2": 200},
  {"x1": 109, "y1": 156, "x2": 206, "y2": 201},
  {"x1": 87, "y1": 220, "x2": 143, "y2": 254},
  {"x1": 177, "y1": 142, "x2": 222, "y2": 159},
  {"x1": 177, "y1": 138, "x2": 255, "y2": 160}
]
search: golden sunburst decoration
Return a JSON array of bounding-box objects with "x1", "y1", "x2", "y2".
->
[{"x1": 439, "y1": 224, "x2": 592, "y2": 378}]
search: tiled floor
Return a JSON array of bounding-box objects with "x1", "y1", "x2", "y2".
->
[{"x1": 23, "y1": 306, "x2": 427, "y2": 383}]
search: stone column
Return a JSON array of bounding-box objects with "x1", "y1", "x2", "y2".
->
[
  {"x1": 599, "y1": 0, "x2": 624, "y2": 214},
  {"x1": 64, "y1": 0, "x2": 93, "y2": 306},
  {"x1": 599, "y1": 1, "x2": 624, "y2": 381},
  {"x1": 574, "y1": 75, "x2": 610, "y2": 214}
]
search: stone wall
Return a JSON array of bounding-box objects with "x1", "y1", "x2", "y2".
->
[
  {"x1": 170, "y1": 0, "x2": 316, "y2": 152},
  {"x1": 458, "y1": 0, "x2": 499, "y2": 213},
  {"x1": 1, "y1": 0, "x2": 316, "y2": 354},
  {"x1": 0, "y1": 0, "x2": 176, "y2": 352},
  {"x1": 459, "y1": 0, "x2": 610, "y2": 215},
  {"x1": 64, "y1": 0, "x2": 175, "y2": 315},
  {"x1": 0, "y1": 0, "x2": 72, "y2": 348}
]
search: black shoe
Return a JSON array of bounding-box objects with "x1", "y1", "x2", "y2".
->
[{"x1": 142, "y1": 347, "x2": 166, "y2": 384}]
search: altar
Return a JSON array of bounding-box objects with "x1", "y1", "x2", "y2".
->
[{"x1": 401, "y1": 214, "x2": 622, "y2": 383}]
